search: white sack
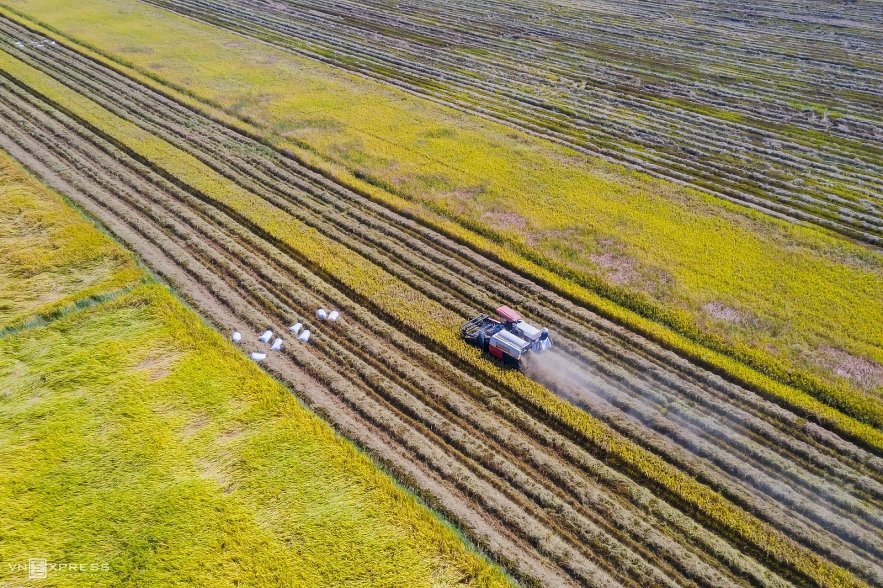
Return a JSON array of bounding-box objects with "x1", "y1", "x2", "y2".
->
[
  {"x1": 297, "y1": 329, "x2": 311, "y2": 342},
  {"x1": 271, "y1": 337, "x2": 283, "y2": 351},
  {"x1": 259, "y1": 330, "x2": 273, "y2": 343},
  {"x1": 232, "y1": 331, "x2": 242, "y2": 343},
  {"x1": 328, "y1": 310, "x2": 339, "y2": 321},
  {"x1": 317, "y1": 308, "x2": 327, "y2": 320},
  {"x1": 289, "y1": 323, "x2": 303, "y2": 334},
  {"x1": 250, "y1": 352, "x2": 267, "y2": 361}
]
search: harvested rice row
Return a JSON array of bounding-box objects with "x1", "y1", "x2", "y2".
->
[
  {"x1": 140, "y1": 0, "x2": 883, "y2": 245},
  {"x1": 0, "y1": 56, "x2": 772, "y2": 588},
  {"x1": 7, "y1": 4, "x2": 878, "y2": 456},
  {"x1": 0, "y1": 96, "x2": 586, "y2": 588}
]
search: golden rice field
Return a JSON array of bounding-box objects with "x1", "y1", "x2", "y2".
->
[
  {"x1": 0, "y1": 1, "x2": 881, "y2": 587},
  {"x1": 0, "y1": 150, "x2": 141, "y2": 330},
  {"x1": 0, "y1": 150, "x2": 510, "y2": 587}
]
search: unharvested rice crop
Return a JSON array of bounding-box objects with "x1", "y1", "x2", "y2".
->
[{"x1": 0, "y1": 149, "x2": 141, "y2": 330}]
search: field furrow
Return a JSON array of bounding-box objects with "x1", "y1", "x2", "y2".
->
[{"x1": 135, "y1": 0, "x2": 883, "y2": 246}]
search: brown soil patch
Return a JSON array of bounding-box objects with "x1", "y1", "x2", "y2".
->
[
  {"x1": 816, "y1": 345, "x2": 883, "y2": 391},
  {"x1": 481, "y1": 211, "x2": 527, "y2": 231},
  {"x1": 703, "y1": 301, "x2": 745, "y2": 324},
  {"x1": 182, "y1": 413, "x2": 209, "y2": 437},
  {"x1": 135, "y1": 352, "x2": 180, "y2": 382},
  {"x1": 218, "y1": 424, "x2": 245, "y2": 443},
  {"x1": 198, "y1": 456, "x2": 234, "y2": 493},
  {"x1": 589, "y1": 251, "x2": 639, "y2": 286}
]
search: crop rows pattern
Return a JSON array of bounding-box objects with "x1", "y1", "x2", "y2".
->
[
  {"x1": 139, "y1": 0, "x2": 883, "y2": 245},
  {"x1": 0, "y1": 15, "x2": 881, "y2": 588}
]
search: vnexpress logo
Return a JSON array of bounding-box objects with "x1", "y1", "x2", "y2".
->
[
  {"x1": 28, "y1": 558, "x2": 47, "y2": 579},
  {"x1": 7, "y1": 557, "x2": 109, "y2": 578}
]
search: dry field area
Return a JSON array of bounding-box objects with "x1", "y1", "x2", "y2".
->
[{"x1": 0, "y1": 1, "x2": 881, "y2": 588}]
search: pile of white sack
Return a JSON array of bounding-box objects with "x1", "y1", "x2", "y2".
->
[
  {"x1": 317, "y1": 308, "x2": 339, "y2": 321},
  {"x1": 230, "y1": 308, "x2": 338, "y2": 361},
  {"x1": 231, "y1": 306, "x2": 340, "y2": 361}
]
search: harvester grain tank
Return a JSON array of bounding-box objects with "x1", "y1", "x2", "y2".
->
[{"x1": 460, "y1": 305, "x2": 551, "y2": 369}]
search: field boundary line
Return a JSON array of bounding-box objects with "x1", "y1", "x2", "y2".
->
[{"x1": 0, "y1": 280, "x2": 150, "y2": 339}]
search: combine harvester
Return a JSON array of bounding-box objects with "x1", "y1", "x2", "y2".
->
[{"x1": 460, "y1": 306, "x2": 551, "y2": 369}]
